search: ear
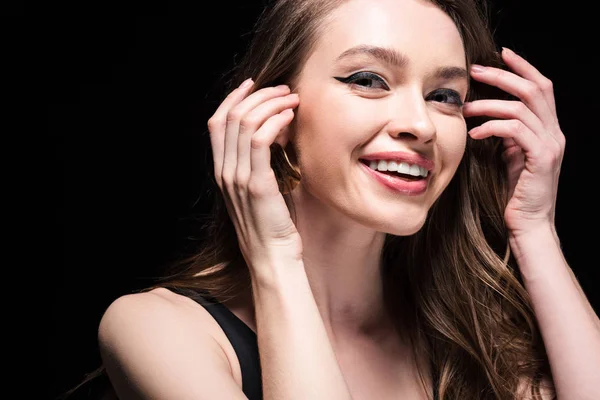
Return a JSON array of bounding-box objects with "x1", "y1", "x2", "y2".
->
[
  {"x1": 275, "y1": 120, "x2": 298, "y2": 168},
  {"x1": 275, "y1": 113, "x2": 296, "y2": 144}
]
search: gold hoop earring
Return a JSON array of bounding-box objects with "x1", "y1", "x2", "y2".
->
[
  {"x1": 281, "y1": 146, "x2": 301, "y2": 194},
  {"x1": 282, "y1": 146, "x2": 301, "y2": 177}
]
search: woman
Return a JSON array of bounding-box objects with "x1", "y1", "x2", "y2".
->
[{"x1": 91, "y1": 0, "x2": 599, "y2": 399}]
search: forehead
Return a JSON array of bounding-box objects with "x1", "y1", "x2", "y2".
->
[{"x1": 311, "y1": 0, "x2": 466, "y2": 70}]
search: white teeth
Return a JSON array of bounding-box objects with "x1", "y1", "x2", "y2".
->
[
  {"x1": 397, "y1": 162, "x2": 410, "y2": 174},
  {"x1": 409, "y1": 164, "x2": 421, "y2": 177},
  {"x1": 366, "y1": 160, "x2": 428, "y2": 178}
]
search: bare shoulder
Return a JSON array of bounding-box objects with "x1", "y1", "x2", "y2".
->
[
  {"x1": 98, "y1": 288, "x2": 247, "y2": 400},
  {"x1": 517, "y1": 375, "x2": 556, "y2": 400}
]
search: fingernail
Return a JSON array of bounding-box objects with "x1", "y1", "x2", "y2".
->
[
  {"x1": 502, "y1": 47, "x2": 514, "y2": 56},
  {"x1": 240, "y1": 78, "x2": 254, "y2": 89},
  {"x1": 276, "y1": 84, "x2": 290, "y2": 91},
  {"x1": 471, "y1": 64, "x2": 486, "y2": 73}
]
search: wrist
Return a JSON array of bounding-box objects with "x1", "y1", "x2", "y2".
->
[
  {"x1": 508, "y1": 223, "x2": 562, "y2": 279},
  {"x1": 249, "y1": 257, "x2": 306, "y2": 293},
  {"x1": 508, "y1": 223, "x2": 559, "y2": 248}
]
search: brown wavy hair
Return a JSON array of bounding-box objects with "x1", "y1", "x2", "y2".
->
[{"x1": 65, "y1": 0, "x2": 556, "y2": 399}]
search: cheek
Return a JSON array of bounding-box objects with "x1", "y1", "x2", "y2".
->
[
  {"x1": 446, "y1": 135, "x2": 467, "y2": 165},
  {"x1": 294, "y1": 91, "x2": 376, "y2": 165},
  {"x1": 438, "y1": 119, "x2": 467, "y2": 169}
]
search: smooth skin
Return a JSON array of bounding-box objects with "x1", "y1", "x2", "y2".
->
[{"x1": 98, "y1": 0, "x2": 599, "y2": 399}]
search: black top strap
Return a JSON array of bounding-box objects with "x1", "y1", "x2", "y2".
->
[{"x1": 168, "y1": 287, "x2": 263, "y2": 400}]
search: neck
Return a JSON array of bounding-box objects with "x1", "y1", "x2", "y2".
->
[{"x1": 286, "y1": 185, "x2": 395, "y2": 343}]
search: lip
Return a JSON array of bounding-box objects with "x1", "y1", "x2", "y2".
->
[
  {"x1": 359, "y1": 161, "x2": 429, "y2": 196},
  {"x1": 359, "y1": 151, "x2": 434, "y2": 172}
]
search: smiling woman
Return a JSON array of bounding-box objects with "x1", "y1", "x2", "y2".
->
[{"x1": 65, "y1": 0, "x2": 599, "y2": 399}]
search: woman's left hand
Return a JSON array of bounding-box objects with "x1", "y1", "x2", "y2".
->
[{"x1": 462, "y1": 47, "x2": 565, "y2": 238}]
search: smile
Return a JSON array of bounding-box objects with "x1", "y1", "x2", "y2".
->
[{"x1": 359, "y1": 160, "x2": 430, "y2": 195}]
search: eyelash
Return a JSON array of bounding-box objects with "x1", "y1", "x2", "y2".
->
[{"x1": 335, "y1": 71, "x2": 464, "y2": 107}]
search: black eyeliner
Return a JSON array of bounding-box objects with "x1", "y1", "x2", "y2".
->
[
  {"x1": 334, "y1": 76, "x2": 351, "y2": 83},
  {"x1": 432, "y1": 88, "x2": 464, "y2": 106},
  {"x1": 334, "y1": 71, "x2": 388, "y2": 88}
]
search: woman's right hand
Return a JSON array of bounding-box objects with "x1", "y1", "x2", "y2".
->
[{"x1": 207, "y1": 79, "x2": 302, "y2": 281}]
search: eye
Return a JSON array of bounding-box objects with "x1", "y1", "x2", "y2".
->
[
  {"x1": 334, "y1": 72, "x2": 389, "y2": 90},
  {"x1": 428, "y1": 89, "x2": 464, "y2": 107}
]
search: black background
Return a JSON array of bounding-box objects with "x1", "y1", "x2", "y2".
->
[{"x1": 46, "y1": 1, "x2": 597, "y2": 399}]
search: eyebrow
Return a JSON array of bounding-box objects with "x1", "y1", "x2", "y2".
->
[{"x1": 335, "y1": 44, "x2": 468, "y2": 82}]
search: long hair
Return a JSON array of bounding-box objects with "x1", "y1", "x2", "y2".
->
[{"x1": 67, "y1": 1, "x2": 555, "y2": 399}]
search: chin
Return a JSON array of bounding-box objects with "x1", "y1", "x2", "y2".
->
[
  {"x1": 383, "y1": 218, "x2": 427, "y2": 236},
  {"x1": 378, "y1": 202, "x2": 430, "y2": 236},
  {"x1": 357, "y1": 210, "x2": 428, "y2": 237}
]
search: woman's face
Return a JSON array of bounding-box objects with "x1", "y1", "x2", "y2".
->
[{"x1": 291, "y1": 0, "x2": 469, "y2": 236}]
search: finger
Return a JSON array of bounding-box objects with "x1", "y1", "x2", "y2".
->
[
  {"x1": 207, "y1": 78, "x2": 255, "y2": 189},
  {"x1": 462, "y1": 99, "x2": 548, "y2": 140},
  {"x1": 237, "y1": 93, "x2": 300, "y2": 184},
  {"x1": 501, "y1": 47, "x2": 557, "y2": 115},
  {"x1": 469, "y1": 63, "x2": 557, "y2": 129},
  {"x1": 468, "y1": 119, "x2": 544, "y2": 159},
  {"x1": 502, "y1": 137, "x2": 519, "y2": 154},
  {"x1": 251, "y1": 108, "x2": 295, "y2": 177},
  {"x1": 222, "y1": 85, "x2": 291, "y2": 184}
]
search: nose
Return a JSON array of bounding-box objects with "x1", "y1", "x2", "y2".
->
[{"x1": 385, "y1": 89, "x2": 436, "y2": 143}]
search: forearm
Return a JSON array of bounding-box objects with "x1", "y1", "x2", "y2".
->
[
  {"x1": 250, "y1": 260, "x2": 353, "y2": 400},
  {"x1": 510, "y1": 225, "x2": 600, "y2": 399}
]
